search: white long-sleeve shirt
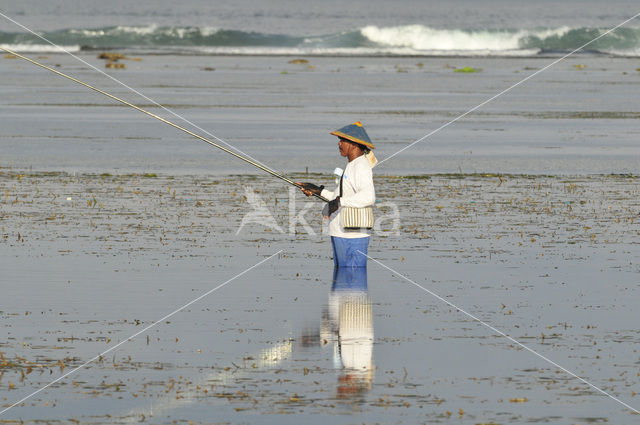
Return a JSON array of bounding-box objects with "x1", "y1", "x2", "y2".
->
[{"x1": 320, "y1": 154, "x2": 375, "y2": 238}]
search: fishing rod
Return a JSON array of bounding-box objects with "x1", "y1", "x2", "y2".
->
[{"x1": 0, "y1": 46, "x2": 329, "y2": 202}]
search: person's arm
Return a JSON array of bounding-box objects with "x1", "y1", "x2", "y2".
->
[
  {"x1": 339, "y1": 164, "x2": 375, "y2": 208},
  {"x1": 320, "y1": 186, "x2": 338, "y2": 201}
]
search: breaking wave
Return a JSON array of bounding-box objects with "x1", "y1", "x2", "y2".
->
[{"x1": 1, "y1": 24, "x2": 638, "y2": 56}]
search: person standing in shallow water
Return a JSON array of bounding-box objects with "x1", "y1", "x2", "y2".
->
[{"x1": 298, "y1": 122, "x2": 377, "y2": 268}]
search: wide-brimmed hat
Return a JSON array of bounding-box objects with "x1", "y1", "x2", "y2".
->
[{"x1": 330, "y1": 121, "x2": 375, "y2": 150}]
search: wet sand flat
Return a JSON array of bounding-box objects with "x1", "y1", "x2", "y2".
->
[
  {"x1": 1, "y1": 170, "x2": 639, "y2": 424},
  {"x1": 1, "y1": 53, "x2": 640, "y2": 176}
]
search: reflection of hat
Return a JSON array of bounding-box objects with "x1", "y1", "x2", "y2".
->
[{"x1": 330, "y1": 121, "x2": 375, "y2": 150}]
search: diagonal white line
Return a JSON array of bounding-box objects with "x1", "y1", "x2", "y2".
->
[
  {"x1": 377, "y1": 11, "x2": 640, "y2": 166},
  {"x1": 0, "y1": 250, "x2": 282, "y2": 416},
  {"x1": 359, "y1": 250, "x2": 640, "y2": 414},
  {"x1": 0, "y1": 11, "x2": 273, "y2": 172}
]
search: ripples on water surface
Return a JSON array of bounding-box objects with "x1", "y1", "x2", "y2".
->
[{"x1": 1, "y1": 172, "x2": 639, "y2": 423}]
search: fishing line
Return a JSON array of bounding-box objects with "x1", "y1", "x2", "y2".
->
[
  {"x1": 0, "y1": 250, "x2": 283, "y2": 416},
  {"x1": 0, "y1": 10, "x2": 272, "y2": 175},
  {"x1": 377, "y1": 11, "x2": 640, "y2": 166},
  {"x1": 360, "y1": 251, "x2": 640, "y2": 415},
  {"x1": 0, "y1": 45, "x2": 328, "y2": 202}
]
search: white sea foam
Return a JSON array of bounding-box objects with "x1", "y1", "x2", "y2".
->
[
  {"x1": 199, "y1": 27, "x2": 220, "y2": 37},
  {"x1": 530, "y1": 26, "x2": 573, "y2": 40},
  {"x1": 69, "y1": 28, "x2": 107, "y2": 36},
  {"x1": 113, "y1": 25, "x2": 220, "y2": 38},
  {"x1": 605, "y1": 48, "x2": 640, "y2": 57},
  {"x1": 113, "y1": 24, "x2": 159, "y2": 35},
  {"x1": 194, "y1": 46, "x2": 540, "y2": 57},
  {"x1": 67, "y1": 25, "x2": 164, "y2": 37},
  {"x1": 0, "y1": 43, "x2": 81, "y2": 53},
  {"x1": 360, "y1": 25, "x2": 572, "y2": 52},
  {"x1": 108, "y1": 25, "x2": 220, "y2": 39}
]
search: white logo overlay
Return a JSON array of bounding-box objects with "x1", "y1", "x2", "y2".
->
[{"x1": 236, "y1": 186, "x2": 400, "y2": 237}]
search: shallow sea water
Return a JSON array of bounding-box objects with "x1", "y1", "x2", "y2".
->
[
  {"x1": 1, "y1": 3, "x2": 640, "y2": 424},
  {"x1": 1, "y1": 53, "x2": 639, "y2": 175},
  {"x1": 1, "y1": 171, "x2": 639, "y2": 424}
]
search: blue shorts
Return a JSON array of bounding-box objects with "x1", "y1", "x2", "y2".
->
[{"x1": 331, "y1": 236, "x2": 369, "y2": 268}]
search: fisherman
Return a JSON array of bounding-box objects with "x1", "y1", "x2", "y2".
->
[{"x1": 298, "y1": 122, "x2": 376, "y2": 267}]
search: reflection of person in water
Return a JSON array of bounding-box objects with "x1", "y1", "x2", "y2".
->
[{"x1": 322, "y1": 266, "x2": 374, "y2": 399}]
